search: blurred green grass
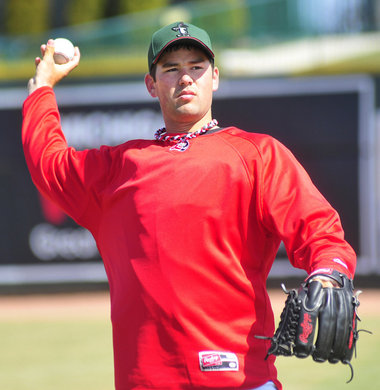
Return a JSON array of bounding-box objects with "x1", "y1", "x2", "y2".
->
[
  {"x1": 0, "y1": 319, "x2": 114, "y2": 390},
  {"x1": 0, "y1": 304, "x2": 377, "y2": 389}
]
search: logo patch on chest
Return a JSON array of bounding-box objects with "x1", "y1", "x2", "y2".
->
[
  {"x1": 169, "y1": 139, "x2": 190, "y2": 152},
  {"x1": 199, "y1": 351, "x2": 239, "y2": 371}
]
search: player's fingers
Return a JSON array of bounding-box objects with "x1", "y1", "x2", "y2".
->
[
  {"x1": 40, "y1": 44, "x2": 47, "y2": 57},
  {"x1": 43, "y1": 39, "x2": 55, "y2": 60}
]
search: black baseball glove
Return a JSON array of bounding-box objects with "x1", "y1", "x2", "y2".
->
[{"x1": 257, "y1": 270, "x2": 367, "y2": 382}]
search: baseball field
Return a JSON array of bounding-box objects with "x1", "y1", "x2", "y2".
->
[{"x1": 0, "y1": 288, "x2": 378, "y2": 389}]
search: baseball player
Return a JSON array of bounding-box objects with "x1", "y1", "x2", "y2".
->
[{"x1": 23, "y1": 22, "x2": 357, "y2": 390}]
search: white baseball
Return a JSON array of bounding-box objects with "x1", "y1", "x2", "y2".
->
[{"x1": 53, "y1": 38, "x2": 75, "y2": 64}]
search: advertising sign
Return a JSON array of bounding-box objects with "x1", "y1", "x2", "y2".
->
[{"x1": 0, "y1": 75, "x2": 376, "y2": 284}]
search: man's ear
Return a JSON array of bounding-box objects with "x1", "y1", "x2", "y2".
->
[
  {"x1": 145, "y1": 73, "x2": 157, "y2": 97},
  {"x1": 212, "y1": 66, "x2": 219, "y2": 92}
]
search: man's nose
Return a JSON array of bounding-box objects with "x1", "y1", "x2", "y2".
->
[{"x1": 179, "y1": 71, "x2": 193, "y2": 85}]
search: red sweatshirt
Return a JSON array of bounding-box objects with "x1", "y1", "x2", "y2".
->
[{"x1": 22, "y1": 87, "x2": 356, "y2": 390}]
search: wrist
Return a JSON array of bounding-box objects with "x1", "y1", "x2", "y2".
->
[
  {"x1": 308, "y1": 275, "x2": 340, "y2": 288},
  {"x1": 306, "y1": 269, "x2": 353, "y2": 289},
  {"x1": 28, "y1": 78, "x2": 53, "y2": 95}
]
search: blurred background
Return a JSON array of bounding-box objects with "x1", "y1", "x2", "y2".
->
[
  {"x1": 1, "y1": 0, "x2": 379, "y2": 290},
  {"x1": 1, "y1": 0, "x2": 380, "y2": 80},
  {"x1": 0, "y1": 1, "x2": 379, "y2": 389}
]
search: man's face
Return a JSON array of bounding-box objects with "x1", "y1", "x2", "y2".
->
[{"x1": 145, "y1": 47, "x2": 219, "y2": 127}]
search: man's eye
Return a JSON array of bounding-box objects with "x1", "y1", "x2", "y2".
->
[{"x1": 166, "y1": 68, "x2": 177, "y2": 72}]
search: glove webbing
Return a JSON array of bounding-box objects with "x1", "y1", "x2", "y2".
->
[{"x1": 256, "y1": 284, "x2": 301, "y2": 358}]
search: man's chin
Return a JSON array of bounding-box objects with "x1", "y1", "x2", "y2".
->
[{"x1": 174, "y1": 108, "x2": 200, "y2": 120}]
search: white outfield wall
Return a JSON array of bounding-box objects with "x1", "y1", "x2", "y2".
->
[{"x1": 0, "y1": 74, "x2": 377, "y2": 285}]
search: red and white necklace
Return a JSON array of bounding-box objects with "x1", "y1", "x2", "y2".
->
[{"x1": 154, "y1": 119, "x2": 218, "y2": 143}]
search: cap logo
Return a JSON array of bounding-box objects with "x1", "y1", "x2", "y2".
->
[{"x1": 172, "y1": 22, "x2": 190, "y2": 37}]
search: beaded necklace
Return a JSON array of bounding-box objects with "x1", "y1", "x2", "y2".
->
[{"x1": 154, "y1": 119, "x2": 218, "y2": 143}]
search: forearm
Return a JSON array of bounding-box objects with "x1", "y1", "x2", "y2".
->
[
  {"x1": 22, "y1": 87, "x2": 69, "y2": 194},
  {"x1": 22, "y1": 86, "x2": 111, "y2": 228},
  {"x1": 260, "y1": 137, "x2": 356, "y2": 278}
]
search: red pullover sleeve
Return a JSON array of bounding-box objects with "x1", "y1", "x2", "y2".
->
[
  {"x1": 22, "y1": 87, "x2": 112, "y2": 231},
  {"x1": 257, "y1": 135, "x2": 356, "y2": 278}
]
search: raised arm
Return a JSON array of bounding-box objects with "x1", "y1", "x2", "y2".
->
[{"x1": 22, "y1": 40, "x2": 112, "y2": 230}]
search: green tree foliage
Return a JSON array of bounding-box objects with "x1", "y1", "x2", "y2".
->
[
  {"x1": 120, "y1": 0, "x2": 168, "y2": 14},
  {"x1": 192, "y1": 0, "x2": 249, "y2": 47},
  {"x1": 66, "y1": 0, "x2": 107, "y2": 25},
  {"x1": 5, "y1": 0, "x2": 50, "y2": 35}
]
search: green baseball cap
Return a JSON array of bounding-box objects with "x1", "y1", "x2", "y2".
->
[{"x1": 148, "y1": 21, "x2": 214, "y2": 71}]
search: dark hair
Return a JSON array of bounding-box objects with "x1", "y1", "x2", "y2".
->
[{"x1": 149, "y1": 41, "x2": 215, "y2": 81}]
